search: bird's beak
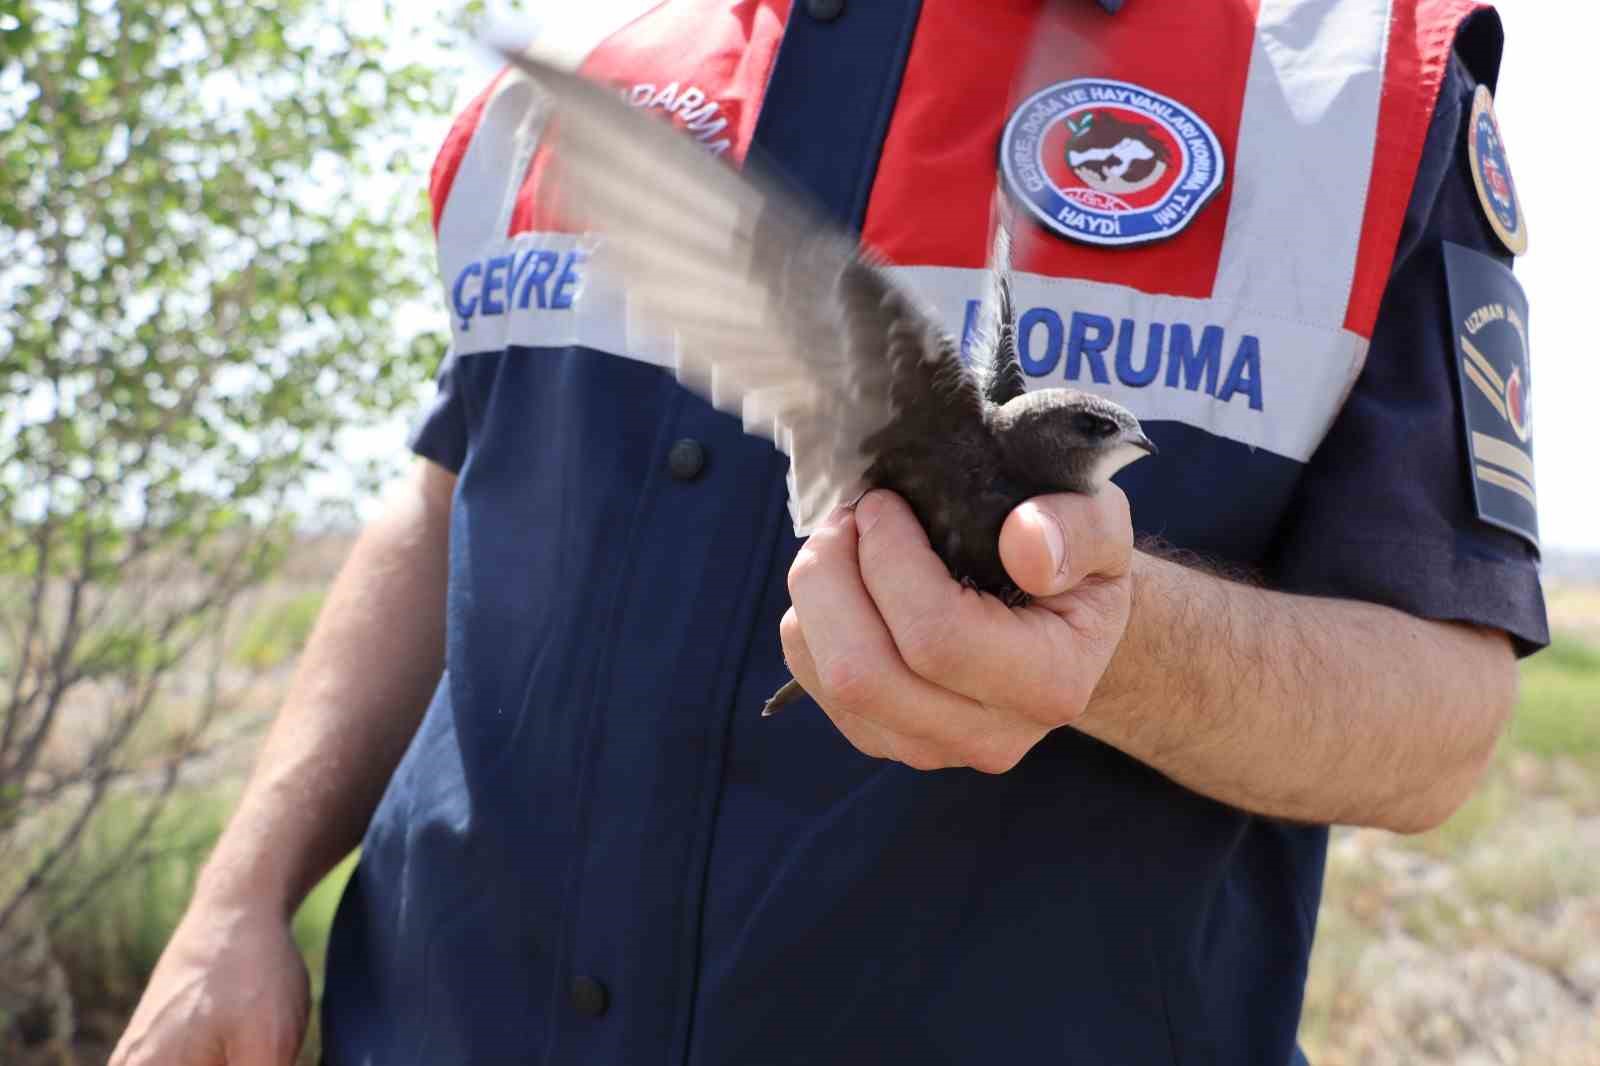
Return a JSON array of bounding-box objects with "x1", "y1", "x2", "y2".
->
[{"x1": 1130, "y1": 430, "x2": 1158, "y2": 457}]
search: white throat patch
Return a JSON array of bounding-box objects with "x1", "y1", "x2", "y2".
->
[{"x1": 1089, "y1": 441, "x2": 1153, "y2": 488}]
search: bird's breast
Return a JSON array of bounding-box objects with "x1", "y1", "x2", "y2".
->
[{"x1": 864, "y1": 433, "x2": 1027, "y2": 600}]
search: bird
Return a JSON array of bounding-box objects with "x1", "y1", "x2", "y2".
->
[{"x1": 493, "y1": 46, "x2": 1157, "y2": 716}]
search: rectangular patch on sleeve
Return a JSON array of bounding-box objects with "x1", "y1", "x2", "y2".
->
[{"x1": 1443, "y1": 241, "x2": 1537, "y2": 548}]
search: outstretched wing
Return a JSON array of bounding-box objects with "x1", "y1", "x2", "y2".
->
[{"x1": 496, "y1": 47, "x2": 980, "y2": 533}]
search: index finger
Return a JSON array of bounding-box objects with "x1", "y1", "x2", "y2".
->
[
  {"x1": 854, "y1": 491, "x2": 1097, "y2": 716},
  {"x1": 787, "y1": 503, "x2": 981, "y2": 735}
]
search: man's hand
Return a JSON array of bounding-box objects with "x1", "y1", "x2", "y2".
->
[
  {"x1": 108, "y1": 899, "x2": 309, "y2": 1066},
  {"x1": 780, "y1": 484, "x2": 1514, "y2": 833},
  {"x1": 111, "y1": 458, "x2": 456, "y2": 1066},
  {"x1": 779, "y1": 487, "x2": 1135, "y2": 773}
]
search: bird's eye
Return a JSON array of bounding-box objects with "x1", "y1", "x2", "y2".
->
[{"x1": 1074, "y1": 413, "x2": 1118, "y2": 438}]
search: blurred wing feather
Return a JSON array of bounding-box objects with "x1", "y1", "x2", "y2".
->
[
  {"x1": 497, "y1": 48, "x2": 979, "y2": 533},
  {"x1": 971, "y1": 212, "x2": 1025, "y2": 407}
]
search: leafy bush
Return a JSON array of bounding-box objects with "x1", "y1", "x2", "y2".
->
[
  {"x1": 41, "y1": 784, "x2": 357, "y2": 1063},
  {"x1": 0, "y1": 0, "x2": 454, "y2": 1050},
  {"x1": 45, "y1": 788, "x2": 237, "y2": 1014},
  {"x1": 234, "y1": 590, "x2": 328, "y2": 672}
]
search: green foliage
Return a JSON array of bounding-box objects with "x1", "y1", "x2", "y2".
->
[
  {"x1": 46, "y1": 787, "x2": 236, "y2": 1010},
  {"x1": 0, "y1": 0, "x2": 454, "y2": 810},
  {"x1": 293, "y1": 852, "x2": 358, "y2": 981},
  {"x1": 1512, "y1": 636, "x2": 1600, "y2": 759},
  {"x1": 291, "y1": 851, "x2": 358, "y2": 1065},
  {"x1": 0, "y1": 0, "x2": 457, "y2": 1041},
  {"x1": 234, "y1": 589, "x2": 327, "y2": 670},
  {"x1": 43, "y1": 783, "x2": 357, "y2": 1061},
  {"x1": 77, "y1": 625, "x2": 181, "y2": 678},
  {"x1": 1, "y1": 0, "x2": 451, "y2": 536},
  {"x1": 1537, "y1": 635, "x2": 1600, "y2": 674}
]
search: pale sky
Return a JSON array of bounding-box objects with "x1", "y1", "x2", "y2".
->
[
  {"x1": 1484, "y1": 2, "x2": 1595, "y2": 551},
  {"x1": 379, "y1": 1, "x2": 1596, "y2": 551}
]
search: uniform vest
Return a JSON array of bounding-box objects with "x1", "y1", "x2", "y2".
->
[{"x1": 433, "y1": 0, "x2": 1486, "y2": 509}]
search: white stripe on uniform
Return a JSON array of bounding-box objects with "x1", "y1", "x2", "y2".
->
[
  {"x1": 1213, "y1": 0, "x2": 1393, "y2": 330},
  {"x1": 434, "y1": 2, "x2": 661, "y2": 290},
  {"x1": 449, "y1": 244, "x2": 1366, "y2": 464}
]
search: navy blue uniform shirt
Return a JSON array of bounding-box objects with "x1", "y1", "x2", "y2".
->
[{"x1": 322, "y1": 4, "x2": 1545, "y2": 1064}]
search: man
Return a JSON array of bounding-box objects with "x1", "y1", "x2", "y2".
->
[{"x1": 113, "y1": 1, "x2": 1545, "y2": 1064}]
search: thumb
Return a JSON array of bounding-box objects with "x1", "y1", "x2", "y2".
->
[{"x1": 999, "y1": 487, "x2": 1133, "y2": 599}]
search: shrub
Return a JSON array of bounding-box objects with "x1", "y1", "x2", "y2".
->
[{"x1": 234, "y1": 590, "x2": 328, "y2": 672}]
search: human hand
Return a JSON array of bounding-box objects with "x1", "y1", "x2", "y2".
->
[
  {"x1": 109, "y1": 897, "x2": 310, "y2": 1066},
  {"x1": 778, "y1": 487, "x2": 1134, "y2": 772}
]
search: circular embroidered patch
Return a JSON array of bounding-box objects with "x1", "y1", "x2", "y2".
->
[
  {"x1": 1467, "y1": 84, "x2": 1527, "y2": 256},
  {"x1": 999, "y1": 78, "x2": 1225, "y2": 247}
]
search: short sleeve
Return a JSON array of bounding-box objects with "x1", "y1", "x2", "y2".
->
[
  {"x1": 407, "y1": 349, "x2": 471, "y2": 474},
  {"x1": 1265, "y1": 48, "x2": 1549, "y2": 654}
]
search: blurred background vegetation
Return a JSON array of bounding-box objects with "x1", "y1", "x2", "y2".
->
[
  {"x1": 1, "y1": 1, "x2": 1597, "y2": 1064},
  {"x1": 0, "y1": 0, "x2": 454, "y2": 1059}
]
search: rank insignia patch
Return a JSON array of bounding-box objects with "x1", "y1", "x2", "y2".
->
[
  {"x1": 1443, "y1": 241, "x2": 1536, "y2": 547},
  {"x1": 1000, "y1": 79, "x2": 1224, "y2": 247},
  {"x1": 1467, "y1": 85, "x2": 1527, "y2": 256}
]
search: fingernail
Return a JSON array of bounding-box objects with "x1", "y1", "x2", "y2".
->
[
  {"x1": 1035, "y1": 506, "x2": 1066, "y2": 578},
  {"x1": 854, "y1": 491, "x2": 883, "y2": 535}
]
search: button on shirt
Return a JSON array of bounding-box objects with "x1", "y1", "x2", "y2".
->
[
  {"x1": 320, "y1": 3, "x2": 1546, "y2": 1065},
  {"x1": 666, "y1": 438, "x2": 706, "y2": 481},
  {"x1": 569, "y1": 976, "x2": 609, "y2": 1018}
]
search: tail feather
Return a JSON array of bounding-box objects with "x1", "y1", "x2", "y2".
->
[{"x1": 761, "y1": 676, "x2": 808, "y2": 717}]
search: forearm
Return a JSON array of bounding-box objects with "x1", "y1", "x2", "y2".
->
[
  {"x1": 1080, "y1": 550, "x2": 1517, "y2": 833},
  {"x1": 194, "y1": 461, "x2": 453, "y2": 917}
]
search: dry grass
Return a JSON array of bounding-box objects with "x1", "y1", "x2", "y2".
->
[
  {"x1": 5, "y1": 536, "x2": 354, "y2": 1064},
  {"x1": 1304, "y1": 613, "x2": 1600, "y2": 1065}
]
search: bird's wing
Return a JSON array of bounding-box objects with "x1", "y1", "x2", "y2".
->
[{"x1": 496, "y1": 47, "x2": 981, "y2": 534}]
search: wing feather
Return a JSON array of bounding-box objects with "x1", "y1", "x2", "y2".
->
[
  {"x1": 497, "y1": 48, "x2": 980, "y2": 533},
  {"x1": 970, "y1": 208, "x2": 1026, "y2": 407}
]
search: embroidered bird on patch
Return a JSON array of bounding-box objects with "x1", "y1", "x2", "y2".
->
[{"x1": 495, "y1": 47, "x2": 1156, "y2": 714}]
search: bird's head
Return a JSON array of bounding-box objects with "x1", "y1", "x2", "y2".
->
[{"x1": 989, "y1": 389, "x2": 1156, "y2": 492}]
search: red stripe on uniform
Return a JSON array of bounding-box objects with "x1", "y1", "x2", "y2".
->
[
  {"x1": 861, "y1": 0, "x2": 1259, "y2": 299},
  {"x1": 1344, "y1": 0, "x2": 1488, "y2": 336},
  {"x1": 430, "y1": 69, "x2": 508, "y2": 234},
  {"x1": 508, "y1": 0, "x2": 792, "y2": 236}
]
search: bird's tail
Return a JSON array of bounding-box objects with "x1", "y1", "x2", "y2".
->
[{"x1": 761, "y1": 676, "x2": 809, "y2": 717}]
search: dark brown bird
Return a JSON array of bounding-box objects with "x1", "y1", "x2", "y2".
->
[{"x1": 495, "y1": 47, "x2": 1156, "y2": 715}]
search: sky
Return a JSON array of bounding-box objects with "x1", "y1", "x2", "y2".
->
[
  {"x1": 1483, "y1": 2, "x2": 1597, "y2": 552},
  {"x1": 388, "y1": 1, "x2": 1597, "y2": 551}
]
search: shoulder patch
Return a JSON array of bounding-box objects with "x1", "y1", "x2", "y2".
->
[
  {"x1": 1443, "y1": 241, "x2": 1536, "y2": 548},
  {"x1": 1466, "y1": 84, "x2": 1527, "y2": 255}
]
